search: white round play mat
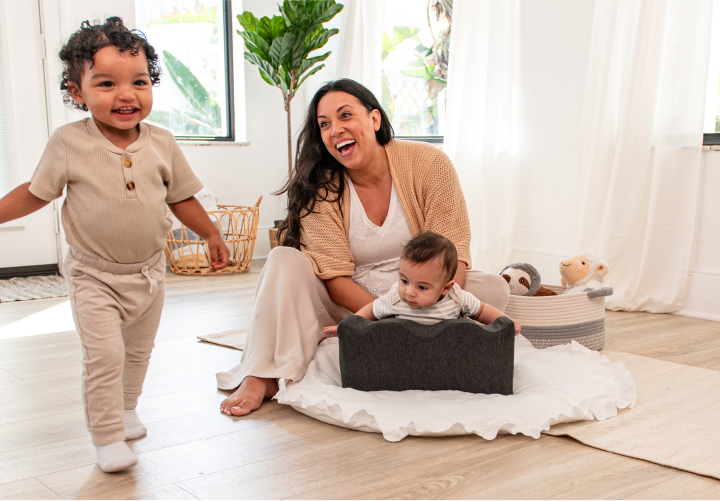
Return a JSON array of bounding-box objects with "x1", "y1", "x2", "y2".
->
[{"x1": 275, "y1": 335, "x2": 636, "y2": 442}]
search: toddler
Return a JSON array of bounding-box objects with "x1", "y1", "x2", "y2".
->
[
  {"x1": 0, "y1": 18, "x2": 229, "y2": 472},
  {"x1": 325, "y1": 232, "x2": 521, "y2": 334}
]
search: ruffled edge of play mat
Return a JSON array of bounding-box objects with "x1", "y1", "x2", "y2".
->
[{"x1": 275, "y1": 335, "x2": 637, "y2": 442}]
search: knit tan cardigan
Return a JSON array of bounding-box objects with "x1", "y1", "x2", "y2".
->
[{"x1": 300, "y1": 139, "x2": 472, "y2": 280}]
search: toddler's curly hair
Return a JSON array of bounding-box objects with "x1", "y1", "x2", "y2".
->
[{"x1": 59, "y1": 16, "x2": 161, "y2": 111}]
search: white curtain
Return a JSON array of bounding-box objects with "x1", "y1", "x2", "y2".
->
[
  {"x1": 335, "y1": 0, "x2": 386, "y2": 99},
  {"x1": 445, "y1": 0, "x2": 712, "y2": 312},
  {"x1": 575, "y1": 0, "x2": 712, "y2": 311}
]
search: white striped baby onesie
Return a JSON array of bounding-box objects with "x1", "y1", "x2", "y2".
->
[{"x1": 372, "y1": 283, "x2": 482, "y2": 325}]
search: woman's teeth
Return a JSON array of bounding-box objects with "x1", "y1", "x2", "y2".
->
[{"x1": 336, "y1": 140, "x2": 356, "y2": 153}]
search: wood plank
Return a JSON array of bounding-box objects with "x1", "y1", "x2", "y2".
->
[
  {"x1": 624, "y1": 471, "x2": 720, "y2": 500},
  {"x1": 0, "y1": 478, "x2": 62, "y2": 500},
  {"x1": 37, "y1": 407, "x2": 357, "y2": 499},
  {"x1": 0, "y1": 368, "x2": 16, "y2": 382}
]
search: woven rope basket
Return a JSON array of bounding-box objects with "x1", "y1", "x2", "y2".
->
[
  {"x1": 504, "y1": 285, "x2": 613, "y2": 350},
  {"x1": 165, "y1": 197, "x2": 261, "y2": 276}
]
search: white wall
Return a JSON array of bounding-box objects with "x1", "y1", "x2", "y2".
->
[{"x1": 678, "y1": 149, "x2": 720, "y2": 321}]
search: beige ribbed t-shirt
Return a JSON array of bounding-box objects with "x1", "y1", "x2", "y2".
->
[{"x1": 30, "y1": 118, "x2": 203, "y2": 264}]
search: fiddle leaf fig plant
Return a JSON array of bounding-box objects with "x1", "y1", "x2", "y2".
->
[{"x1": 237, "y1": 0, "x2": 343, "y2": 178}]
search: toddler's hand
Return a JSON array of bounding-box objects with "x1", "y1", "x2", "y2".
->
[
  {"x1": 513, "y1": 319, "x2": 522, "y2": 335},
  {"x1": 323, "y1": 325, "x2": 338, "y2": 335},
  {"x1": 207, "y1": 234, "x2": 230, "y2": 271}
]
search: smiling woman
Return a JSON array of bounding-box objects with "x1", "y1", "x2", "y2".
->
[{"x1": 216, "y1": 78, "x2": 512, "y2": 418}]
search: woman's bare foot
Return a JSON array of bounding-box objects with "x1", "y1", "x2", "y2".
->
[{"x1": 220, "y1": 376, "x2": 279, "y2": 417}]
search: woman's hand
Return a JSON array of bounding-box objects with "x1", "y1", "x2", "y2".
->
[{"x1": 512, "y1": 319, "x2": 522, "y2": 336}]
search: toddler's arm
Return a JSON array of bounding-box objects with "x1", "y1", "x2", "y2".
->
[
  {"x1": 168, "y1": 196, "x2": 230, "y2": 271},
  {"x1": 472, "y1": 303, "x2": 522, "y2": 335},
  {"x1": 323, "y1": 301, "x2": 378, "y2": 335},
  {"x1": 0, "y1": 183, "x2": 51, "y2": 225}
]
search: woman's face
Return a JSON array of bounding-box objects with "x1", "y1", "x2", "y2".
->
[{"x1": 316, "y1": 91, "x2": 382, "y2": 170}]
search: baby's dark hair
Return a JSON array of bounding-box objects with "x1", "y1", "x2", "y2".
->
[
  {"x1": 59, "y1": 16, "x2": 161, "y2": 111},
  {"x1": 401, "y1": 232, "x2": 458, "y2": 281}
]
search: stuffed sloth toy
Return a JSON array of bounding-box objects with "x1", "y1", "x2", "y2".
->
[
  {"x1": 500, "y1": 263, "x2": 558, "y2": 297},
  {"x1": 559, "y1": 252, "x2": 608, "y2": 295}
]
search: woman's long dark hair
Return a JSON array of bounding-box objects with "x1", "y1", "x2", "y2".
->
[{"x1": 275, "y1": 79, "x2": 394, "y2": 249}]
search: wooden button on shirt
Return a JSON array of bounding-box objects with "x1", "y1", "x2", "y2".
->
[{"x1": 26, "y1": 118, "x2": 203, "y2": 264}]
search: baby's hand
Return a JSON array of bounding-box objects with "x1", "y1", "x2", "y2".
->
[
  {"x1": 207, "y1": 234, "x2": 230, "y2": 271},
  {"x1": 512, "y1": 319, "x2": 522, "y2": 335},
  {"x1": 323, "y1": 325, "x2": 338, "y2": 336}
]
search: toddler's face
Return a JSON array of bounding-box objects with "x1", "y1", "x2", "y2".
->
[
  {"x1": 398, "y1": 258, "x2": 454, "y2": 309},
  {"x1": 68, "y1": 45, "x2": 153, "y2": 135}
]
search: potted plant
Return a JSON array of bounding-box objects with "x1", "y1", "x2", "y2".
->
[{"x1": 237, "y1": 0, "x2": 344, "y2": 179}]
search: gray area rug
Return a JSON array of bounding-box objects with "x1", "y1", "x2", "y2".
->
[{"x1": 0, "y1": 275, "x2": 68, "y2": 302}]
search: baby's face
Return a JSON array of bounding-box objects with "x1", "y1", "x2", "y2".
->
[
  {"x1": 398, "y1": 258, "x2": 453, "y2": 309},
  {"x1": 68, "y1": 46, "x2": 153, "y2": 135}
]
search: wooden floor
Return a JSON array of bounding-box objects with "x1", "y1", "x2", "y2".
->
[{"x1": 1, "y1": 260, "x2": 720, "y2": 500}]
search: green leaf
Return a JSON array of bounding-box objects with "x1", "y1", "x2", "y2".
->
[
  {"x1": 270, "y1": 16, "x2": 287, "y2": 38},
  {"x1": 237, "y1": 12, "x2": 258, "y2": 31},
  {"x1": 311, "y1": 2, "x2": 343, "y2": 28},
  {"x1": 295, "y1": 63, "x2": 325, "y2": 93},
  {"x1": 393, "y1": 26, "x2": 420, "y2": 44},
  {"x1": 304, "y1": 27, "x2": 338, "y2": 54},
  {"x1": 295, "y1": 51, "x2": 330, "y2": 79},
  {"x1": 401, "y1": 65, "x2": 435, "y2": 79},
  {"x1": 145, "y1": 110, "x2": 174, "y2": 128},
  {"x1": 382, "y1": 32, "x2": 394, "y2": 61},
  {"x1": 239, "y1": 31, "x2": 271, "y2": 59},
  {"x1": 244, "y1": 52, "x2": 282, "y2": 86},
  {"x1": 162, "y1": 50, "x2": 221, "y2": 128},
  {"x1": 257, "y1": 16, "x2": 275, "y2": 44}
]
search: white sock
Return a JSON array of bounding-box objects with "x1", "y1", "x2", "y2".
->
[
  {"x1": 95, "y1": 441, "x2": 138, "y2": 473},
  {"x1": 124, "y1": 409, "x2": 147, "y2": 440}
]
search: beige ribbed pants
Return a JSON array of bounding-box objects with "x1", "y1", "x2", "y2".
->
[
  {"x1": 63, "y1": 248, "x2": 165, "y2": 446},
  {"x1": 216, "y1": 247, "x2": 510, "y2": 391}
]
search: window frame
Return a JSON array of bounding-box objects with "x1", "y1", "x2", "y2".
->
[
  {"x1": 150, "y1": 0, "x2": 236, "y2": 143},
  {"x1": 703, "y1": 133, "x2": 720, "y2": 145}
]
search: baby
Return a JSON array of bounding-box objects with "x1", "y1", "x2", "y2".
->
[
  {"x1": 325, "y1": 232, "x2": 521, "y2": 334},
  {"x1": 0, "y1": 18, "x2": 228, "y2": 472}
]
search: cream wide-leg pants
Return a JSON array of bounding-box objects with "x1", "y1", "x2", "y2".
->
[
  {"x1": 216, "y1": 247, "x2": 511, "y2": 391},
  {"x1": 64, "y1": 248, "x2": 165, "y2": 445}
]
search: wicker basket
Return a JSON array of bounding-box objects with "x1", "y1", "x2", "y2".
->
[
  {"x1": 504, "y1": 285, "x2": 613, "y2": 350},
  {"x1": 269, "y1": 227, "x2": 279, "y2": 249},
  {"x1": 165, "y1": 197, "x2": 262, "y2": 275}
]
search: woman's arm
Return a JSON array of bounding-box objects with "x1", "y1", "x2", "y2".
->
[
  {"x1": 325, "y1": 276, "x2": 375, "y2": 313},
  {"x1": 168, "y1": 196, "x2": 229, "y2": 271},
  {"x1": 454, "y1": 261, "x2": 467, "y2": 289},
  {"x1": 0, "y1": 183, "x2": 50, "y2": 224}
]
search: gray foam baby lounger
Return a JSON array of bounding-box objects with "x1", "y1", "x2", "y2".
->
[{"x1": 336, "y1": 316, "x2": 516, "y2": 394}]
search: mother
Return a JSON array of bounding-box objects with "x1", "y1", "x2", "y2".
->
[{"x1": 218, "y1": 79, "x2": 510, "y2": 415}]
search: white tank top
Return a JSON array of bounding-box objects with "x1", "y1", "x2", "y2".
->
[{"x1": 347, "y1": 177, "x2": 413, "y2": 298}]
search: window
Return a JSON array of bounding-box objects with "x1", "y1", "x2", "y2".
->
[
  {"x1": 135, "y1": 0, "x2": 234, "y2": 141},
  {"x1": 381, "y1": 0, "x2": 452, "y2": 140},
  {"x1": 704, "y1": 0, "x2": 720, "y2": 144},
  {"x1": 0, "y1": 26, "x2": 13, "y2": 197}
]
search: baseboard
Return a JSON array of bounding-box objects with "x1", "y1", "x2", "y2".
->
[{"x1": 0, "y1": 264, "x2": 60, "y2": 279}]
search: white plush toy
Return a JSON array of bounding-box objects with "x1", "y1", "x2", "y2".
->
[{"x1": 559, "y1": 252, "x2": 609, "y2": 295}]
